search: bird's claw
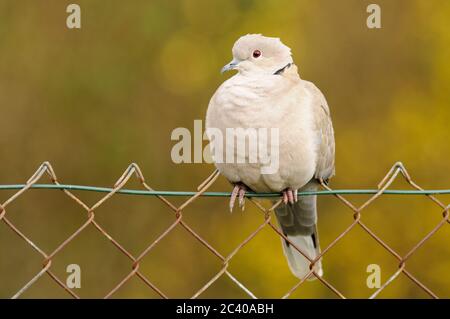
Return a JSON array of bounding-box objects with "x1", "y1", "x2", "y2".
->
[
  {"x1": 230, "y1": 183, "x2": 247, "y2": 212},
  {"x1": 282, "y1": 188, "x2": 298, "y2": 205}
]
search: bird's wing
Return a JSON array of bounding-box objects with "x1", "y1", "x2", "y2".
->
[{"x1": 304, "y1": 81, "x2": 335, "y2": 181}]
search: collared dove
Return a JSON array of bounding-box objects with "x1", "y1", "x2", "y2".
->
[{"x1": 206, "y1": 34, "x2": 335, "y2": 280}]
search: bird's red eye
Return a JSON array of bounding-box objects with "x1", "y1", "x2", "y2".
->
[{"x1": 252, "y1": 50, "x2": 261, "y2": 58}]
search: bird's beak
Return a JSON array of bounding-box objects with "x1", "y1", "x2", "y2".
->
[{"x1": 221, "y1": 59, "x2": 240, "y2": 74}]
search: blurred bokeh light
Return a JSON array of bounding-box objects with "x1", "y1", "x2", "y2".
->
[{"x1": 0, "y1": 0, "x2": 449, "y2": 298}]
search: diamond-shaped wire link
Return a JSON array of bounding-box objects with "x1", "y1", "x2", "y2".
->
[{"x1": 0, "y1": 161, "x2": 448, "y2": 298}]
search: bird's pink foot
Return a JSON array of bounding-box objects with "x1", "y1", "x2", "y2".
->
[
  {"x1": 282, "y1": 188, "x2": 298, "y2": 205},
  {"x1": 230, "y1": 183, "x2": 248, "y2": 212}
]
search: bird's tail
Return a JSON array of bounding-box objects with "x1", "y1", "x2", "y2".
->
[{"x1": 274, "y1": 183, "x2": 323, "y2": 280}]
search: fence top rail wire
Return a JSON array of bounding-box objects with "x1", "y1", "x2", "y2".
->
[
  {"x1": 1, "y1": 184, "x2": 450, "y2": 197},
  {"x1": 0, "y1": 161, "x2": 449, "y2": 299}
]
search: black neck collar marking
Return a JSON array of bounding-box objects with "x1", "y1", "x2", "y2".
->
[{"x1": 273, "y1": 63, "x2": 292, "y2": 75}]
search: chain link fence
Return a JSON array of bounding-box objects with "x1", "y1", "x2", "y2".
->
[{"x1": 0, "y1": 162, "x2": 449, "y2": 299}]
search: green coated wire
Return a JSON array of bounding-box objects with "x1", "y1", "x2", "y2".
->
[{"x1": 0, "y1": 184, "x2": 449, "y2": 197}]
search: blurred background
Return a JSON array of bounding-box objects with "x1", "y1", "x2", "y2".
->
[{"x1": 0, "y1": 0, "x2": 449, "y2": 298}]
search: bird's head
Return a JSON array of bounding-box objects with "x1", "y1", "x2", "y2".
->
[{"x1": 221, "y1": 34, "x2": 293, "y2": 75}]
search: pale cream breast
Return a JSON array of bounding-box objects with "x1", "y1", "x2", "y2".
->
[{"x1": 206, "y1": 72, "x2": 318, "y2": 192}]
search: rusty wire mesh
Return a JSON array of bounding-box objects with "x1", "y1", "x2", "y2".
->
[{"x1": 0, "y1": 161, "x2": 449, "y2": 299}]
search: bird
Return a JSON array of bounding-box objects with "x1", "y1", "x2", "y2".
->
[{"x1": 205, "y1": 34, "x2": 335, "y2": 280}]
